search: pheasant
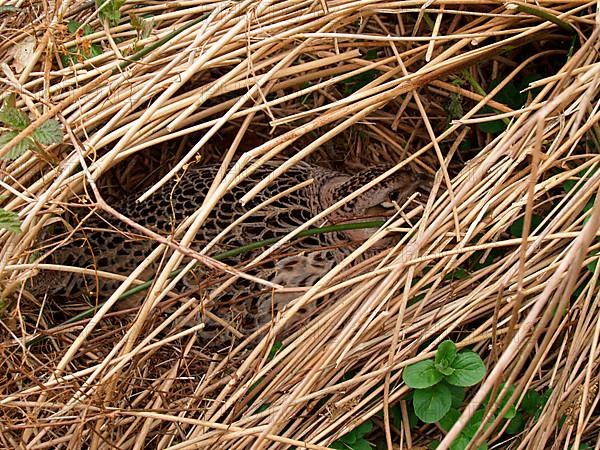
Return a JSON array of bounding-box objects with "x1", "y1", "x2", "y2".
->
[{"x1": 31, "y1": 160, "x2": 422, "y2": 347}]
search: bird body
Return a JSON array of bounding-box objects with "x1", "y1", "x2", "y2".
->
[{"x1": 32, "y1": 160, "x2": 421, "y2": 347}]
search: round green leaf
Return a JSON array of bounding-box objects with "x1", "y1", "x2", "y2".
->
[
  {"x1": 439, "y1": 408, "x2": 460, "y2": 432},
  {"x1": 355, "y1": 420, "x2": 373, "y2": 437},
  {"x1": 403, "y1": 359, "x2": 443, "y2": 389},
  {"x1": 505, "y1": 413, "x2": 525, "y2": 435},
  {"x1": 446, "y1": 352, "x2": 486, "y2": 387},
  {"x1": 449, "y1": 434, "x2": 471, "y2": 450},
  {"x1": 521, "y1": 389, "x2": 542, "y2": 415},
  {"x1": 352, "y1": 439, "x2": 372, "y2": 450},
  {"x1": 448, "y1": 384, "x2": 466, "y2": 408},
  {"x1": 413, "y1": 383, "x2": 452, "y2": 423}
]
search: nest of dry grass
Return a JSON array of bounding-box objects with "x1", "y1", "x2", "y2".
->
[{"x1": 0, "y1": 1, "x2": 599, "y2": 449}]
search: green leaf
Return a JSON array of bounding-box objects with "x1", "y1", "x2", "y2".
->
[
  {"x1": 436, "y1": 364, "x2": 455, "y2": 376},
  {"x1": 445, "y1": 352, "x2": 486, "y2": 387},
  {"x1": 435, "y1": 340, "x2": 458, "y2": 370},
  {"x1": 86, "y1": 44, "x2": 104, "y2": 59},
  {"x1": 587, "y1": 249, "x2": 598, "y2": 273},
  {"x1": 449, "y1": 434, "x2": 471, "y2": 450},
  {"x1": 352, "y1": 439, "x2": 372, "y2": 450},
  {"x1": 413, "y1": 383, "x2": 452, "y2": 423},
  {"x1": 331, "y1": 441, "x2": 348, "y2": 450},
  {"x1": 67, "y1": 20, "x2": 94, "y2": 35},
  {"x1": 518, "y1": 73, "x2": 544, "y2": 98},
  {"x1": 268, "y1": 341, "x2": 283, "y2": 360},
  {"x1": 429, "y1": 440, "x2": 441, "y2": 449},
  {"x1": 403, "y1": 359, "x2": 444, "y2": 389},
  {"x1": 31, "y1": 119, "x2": 63, "y2": 145},
  {"x1": 505, "y1": 412, "x2": 525, "y2": 434},
  {"x1": 510, "y1": 215, "x2": 543, "y2": 237},
  {"x1": 522, "y1": 389, "x2": 543, "y2": 415},
  {"x1": 96, "y1": 0, "x2": 126, "y2": 23},
  {"x1": 563, "y1": 166, "x2": 598, "y2": 193},
  {"x1": 0, "y1": 131, "x2": 32, "y2": 160},
  {"x1": 484, "y1": 384, "x2": 517, "y2": 419},
  {"x1": 256, "y1": 403, "x2": 270, "y2": 413},
  {"x1": 355, "y1": 420, "x2": 373, "y2": 437},
  {"x1": 407, "y1": 402, "x2": 419, "y2": 428},
  {"x1": 477, "y1": 78, "x2": 525, "y2": 135},
  {"x1": 463, "y1": 409, "x2": 485, "y2": 437},
  {"x1": 390, "y1": 403, "x2": 402, "y2": 428},
  {"x1": 340, "y1": 430, "x2": 357, "y2": 445},
  {"x1": 0, "y1": 207, "x2": 22, "y2": 233},
  {"x1": 0, "y1": 5, "x2": 20, "y2": 13},
  {"x1": 365, "y1": 49, "x2": 378, "y2": 60},
  {"x1": 439, "y1": 408, "x2": 460, "y2": 432},
  {"x1": 0, "y1": 105, "x2": 30, "y2": 129},
  {"x1": 448, "y1": 384, "x2": 466, "y2": 408}
]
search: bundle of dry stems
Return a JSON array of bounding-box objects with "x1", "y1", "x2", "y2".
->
[{"x1": 0, "y1": 0, "x2": 599, "y2": 449}]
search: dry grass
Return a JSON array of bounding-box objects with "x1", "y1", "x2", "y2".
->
[{"x1": 0, "y1": 0, "x2": 599, "y2": 449}]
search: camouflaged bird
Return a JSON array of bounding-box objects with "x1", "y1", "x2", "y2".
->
[{"x1": 31, "y1": 160, "x2": 422, "y2": 347}]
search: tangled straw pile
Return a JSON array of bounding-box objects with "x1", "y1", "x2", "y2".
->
[{"x1": 0, "y1": 0, "x2": 599, "y2": 449}]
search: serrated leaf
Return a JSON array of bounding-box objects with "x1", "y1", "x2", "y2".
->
[
  {"x1": 0, "y1": 131, "x2": 32, "y2": 160},
  {"x1": 403, "y1": 359, "x2": 444, "y2": 389},
  {"x1": 32, "y1": 119, "x2": 63, "y2": 145},
  {"x1": 0, "y1": 207, "x2": 22, "y2": 233},
  {"x1": 0, "y1": 5, "x2": 20, "y2": 13},
  {"x1": 413, "y1": 383, "x2": 452, "y2": 423},
  {"x1": 96, "y1": 0, "x2": 125, "y2": 23},
  {"x1": 446, "y1": 352, "x2": 486, "y2": 387},
  {"x1": 67, "y1": 20, "x2": 82, "y2": 34},
  {"x1": 0, "y1": 106, "x2": 30, "y2": 129}
]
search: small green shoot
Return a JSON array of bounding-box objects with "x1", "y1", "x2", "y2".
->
[{"x1": 403, "y1": 340, "x2": 486, "y2": 423}]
